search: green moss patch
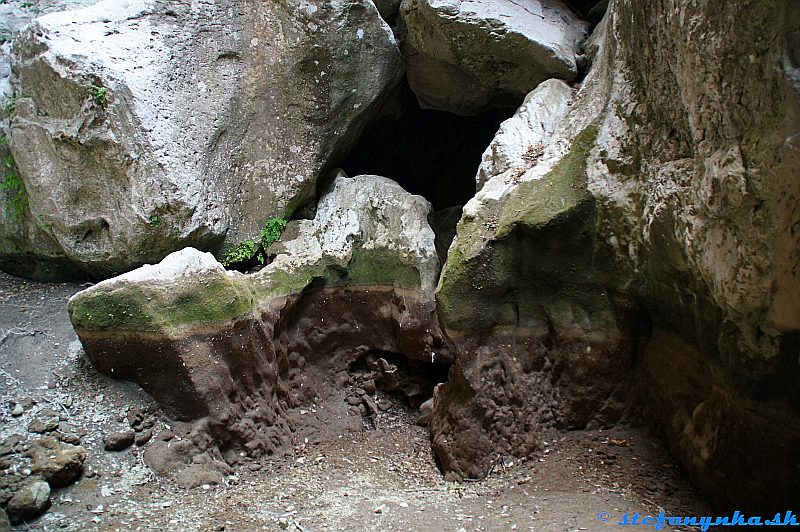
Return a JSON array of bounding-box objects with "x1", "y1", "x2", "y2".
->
[
  {"x1": 496, "y1": 125, "x2": 597, "y2": 238},
  {"x1": 69, "y1": 273, "x2": 254, "y2": 333}
]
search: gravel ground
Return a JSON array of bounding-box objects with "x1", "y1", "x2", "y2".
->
[{"x1": 0, "y1": 272, "x2": 710, "y2": 531}]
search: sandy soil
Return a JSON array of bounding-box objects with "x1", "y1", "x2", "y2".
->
[{"x1": 0, "y1": 272, "x2": 710, "y2": 531}]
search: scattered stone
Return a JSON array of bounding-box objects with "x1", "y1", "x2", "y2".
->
[
  {"x1": 417, "y1": 397, "x2": 433, "y2": 427},
  {"x1": 5, "y1": 480, "x2": 50, "y2": 525},
  {"x1": 11, "y1": 404, "x2": 23, "y2": 417},
  {"x1": 103, "y1": 429, "x2": 135, "y2": 452},
  {"x1": 377, "y1": 399, "x2": 392, "y2": 412},
  {"x1": 127, "y1": 407, "x2": 144, "y2": 431},
  {"x1": 362, "y1": 396, "x2": 378, "y2": 417},
  {"x1": 134, "y1": 430, "x2": 153, "y2": 447},
  {"x1": 0, "y1": 435, "x2": 24, "y2": 456},
  {"x1": 362, "y1": 380, "x2": 376, "y2": 394},
  {"x1": 28, "y1": 416, "x2": 59, "y2": 434},
  {"x1": 345, "y1": 395, "x2": 361, "y2": 407},
  {"x1": 58, "y1": 432, "x2": 81, "y2": 445},
  {"x1": 0, "y1": 474, "x2": 22, "y2": 506},
  {"x1": 158, "y1": 430, "x2": 174, "y2": 442},
  {"x1": 28, "y1": 436, "x2": 86, "y2": 488}
]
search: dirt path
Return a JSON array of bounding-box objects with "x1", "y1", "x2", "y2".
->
[{"x1": 0, "y1": 272, "x2": 709, "y2": 531}]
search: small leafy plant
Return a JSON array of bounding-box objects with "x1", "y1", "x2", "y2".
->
[
  {"x1": 149, "y1": 214, "x2": 161, "y2": 227},
  {"x1": 260, "y1": 217, "x2": 287, "y2": 250},
  {"x1": 221, "y1": 217, "x2": 287, "y2": 269},
  {"x1": 2, "y1": 97, "x2": 17, "y2": 118},
  {"x1": 221, "y1": 239, "x2": 258, "y2": 268},
  {"x1": 90, "y1": 85, "x2": 108, "y2": 107}
]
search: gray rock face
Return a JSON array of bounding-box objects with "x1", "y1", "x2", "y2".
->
[
  {"x1": 2, "y1": 0, "x2": 403, "y2": 279},
  {"x1": 434, "y1": 0, "x2": 800, "y2": 512},
  {"x1": 399, "y1": 0, "x2": 587, "y2": 114},
  {"x1": 5, "y1": 479, "x2": 50, "y2": 525},
  {"x1": 266, "y1": 173, "x2": 440, "y2": 292}
]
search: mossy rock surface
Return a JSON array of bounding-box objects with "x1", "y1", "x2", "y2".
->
[{"x1": 437, "y1": 125, "x2": 603, "y2": 332}]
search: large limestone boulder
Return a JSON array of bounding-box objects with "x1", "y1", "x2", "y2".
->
[
  {"x1": 433, "y1": 0, "x2": 800, "y2": 512},
  {"x1": 68, "y1": 174, "x2": 447, "y2": 458},
  {"x1": 399, "y1": 0, "x2": 587, "y2": 114},
  {"x1": 588, "y1": 0, "x2": 800, "y2": 512},
  {"x1": 1, "y1": 0, "x2": 403, "y2": 279}
]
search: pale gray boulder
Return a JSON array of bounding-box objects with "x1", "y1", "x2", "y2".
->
[
  {"x1": 2, "y1": 0, "x2": 403, "y2": 278},
  {"x1": 475, "y1": 78, "x2": 574, "y2": 190},
  {"x1": 399, "y1": 0, "x2": 587, "y2": 114}
]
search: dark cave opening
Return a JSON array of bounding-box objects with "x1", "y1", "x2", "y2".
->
[
  {"x1": 339, "y1": 79, "x2": 515, "y2": 213},
  {"x1": 348, "y1": 350, "x2": 451, "y2": 412}
]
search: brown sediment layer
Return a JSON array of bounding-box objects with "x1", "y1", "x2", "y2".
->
[
  {"x1": 74, "y1": 285, "x2": 450, "y2": 458},
  {"x1": 431, "y1": 321, "x2": 637, "y2": 481}
]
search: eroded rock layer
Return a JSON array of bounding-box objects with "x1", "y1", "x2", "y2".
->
[{"x1": 68, "y1": 175, "x2": 451, "y2": 470}]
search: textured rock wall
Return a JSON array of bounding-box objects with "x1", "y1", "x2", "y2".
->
[
  {"x1": 434, "y1": 0, "x2": 800, "y2": 511},
  {"x1": 595, "y1": 0, "x2": 800, "y2": 511}
]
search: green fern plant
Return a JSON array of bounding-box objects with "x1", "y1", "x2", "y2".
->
[
  {"x1": 90, "y1": 85, "x2": 108, "y2": 107},
  {"x1": 221, "y1": 217, "x2": 287, "y2": 269},
  {"x1": 221, "y1": 239, "x2": 258, "y2": 268},
  {"x1": 260, "y1": 217, "x2": 287, "y2": 251}
]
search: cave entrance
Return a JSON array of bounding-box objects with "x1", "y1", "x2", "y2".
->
[
  {"x1": 341, "y1": 80, "x2": 514, "y2": 211},
  {"x1": 339, "y1": 79, "x2": 515, "y2": 259},
  {"x1": 346, "y1": 350, "x2": 451, "y2": 428}
]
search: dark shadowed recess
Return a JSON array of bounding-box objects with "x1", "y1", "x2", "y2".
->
[
  {"x1": 349, "y1": 350, "x2": 451, "y2": 409},
  {"x1": 339, "y1": 79, "x2": 515, "y2": 212}
]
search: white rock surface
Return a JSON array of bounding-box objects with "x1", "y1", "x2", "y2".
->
[
  {"x1": 266, "y1": 173, "x2": 440, "y2": 292},
  {"x1": 399, "y1": 0, "x2": 587, "y2": 114},
  {"x1": 92, "y1": 247, "x2": 227, "y2": 286},
  {"x1": 476, "y1": 79, "x2": 574, "y2": 190}
]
